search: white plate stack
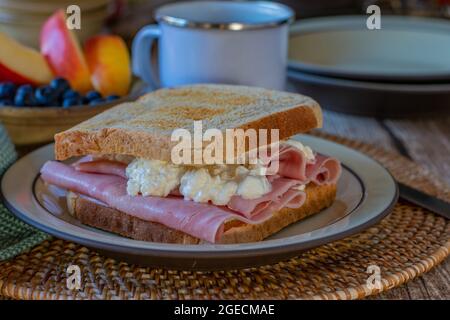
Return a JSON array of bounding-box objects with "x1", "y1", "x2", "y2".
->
[{"x1": 288, "y1": 15, "x2": 450, "y2": 117}]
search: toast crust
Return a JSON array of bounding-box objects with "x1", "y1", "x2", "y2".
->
[
  {"x1": 55, "y1": 85, "x2": 322, "y2": 161},
  {"x1": 67, "y1": 183, "x2": 336, "y2": 244}
]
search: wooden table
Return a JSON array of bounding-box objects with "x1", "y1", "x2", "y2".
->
[{"x1": 319, "y1": 110, "x2": 450, "y2": 299}]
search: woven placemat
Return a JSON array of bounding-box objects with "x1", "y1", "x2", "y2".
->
[{"x1": 0, "y1": 132, "x2": 448, "y2": 300}]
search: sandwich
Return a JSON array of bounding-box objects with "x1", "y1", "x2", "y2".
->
[{"x1": 40, "y1": 84, "x2": 341, "y2": 244}]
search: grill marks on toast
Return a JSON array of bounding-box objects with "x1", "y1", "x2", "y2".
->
[{"x1": 55, "y1": 84, "x2": 322, "y2": 162}]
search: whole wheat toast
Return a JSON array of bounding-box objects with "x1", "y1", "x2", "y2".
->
[
  {"x1": 67, "y1": 183, "x2": 336, "y2": 244},
  {"x1": 55, "y1": 84, "x2": 322, "y2": 161}
]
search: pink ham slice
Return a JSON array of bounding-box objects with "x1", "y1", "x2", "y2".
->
[
  {"x1": 41, "y1": 161, "x2": 279, "y2": 243},
  {"x1": 71, "y1": 159, "x2": 308, "y2": 220},
  {"x1": 71, "y1": 144, "x2": 341, "y2": 220},
  {"x1": 74, "y1": 160, "x2": 127, "y2": 179},
  {"x1": 227, "y1": 177, "x2": 306, "y2": 220},
  {"x1": 264, "y1": 144, "x2": 341, "y2": 184},
  {"x1": 228, "y1": 146, "x2": 340, "y2": 217},
  {"x1": 306, "y1": 154, "x2": 341, "y2": 185},
  {"x1": 263, "y1": 144, "x2": 309, "y2": 181},
  {"x1": 73, "y1": 144, "x2": 341, "y2": 186}
]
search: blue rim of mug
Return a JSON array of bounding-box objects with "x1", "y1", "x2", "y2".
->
[{"x1": 155, "y1": 1, "x2": 295, "y2": 30}]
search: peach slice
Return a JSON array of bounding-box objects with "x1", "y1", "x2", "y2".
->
[
  {"x1": 84, "y1": 35, "x2": 131, "y2": 96},
  {"x1": 40, "y1": 10, "x2": 92, "y2": 93},
  {"x1": 0, "y1": 32, "x2": 54, "y2": 85}
]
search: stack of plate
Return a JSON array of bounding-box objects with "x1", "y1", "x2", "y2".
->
[
  {"x1": 0, "y1": 0, "x2": 111, "y2": 48},
  {"x1": 288, "y1": 15, "x2": 450, "y2": 117}
]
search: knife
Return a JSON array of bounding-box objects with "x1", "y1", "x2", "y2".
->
[{"x1": 399, "y1": 182, "x2": 450, "y2": 219}]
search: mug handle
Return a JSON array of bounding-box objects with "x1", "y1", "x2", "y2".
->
[{"x1": 132, "y1": 25, "x2": 161, "y2": 88}]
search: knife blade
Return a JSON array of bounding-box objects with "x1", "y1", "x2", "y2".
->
[{"x1": 399, "y1": 183, "x2": 450, "y2": 219}]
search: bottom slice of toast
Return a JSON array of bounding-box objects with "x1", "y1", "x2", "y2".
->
[{"x1": 66, "y1": 183, "x2": 336, "y2": 244}]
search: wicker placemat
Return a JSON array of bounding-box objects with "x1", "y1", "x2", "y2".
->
[{"x1": 0, "y1": 133, "x2": 448, "y2": 300}]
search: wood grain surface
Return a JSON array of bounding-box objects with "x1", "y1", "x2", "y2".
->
[{"x1": 319, "y1": 110, "x2": 450, "y2": 299}]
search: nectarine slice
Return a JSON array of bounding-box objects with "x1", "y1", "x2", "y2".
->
[
  {"x1": 84, "y1": 35, "x2": 131, "y2": 96},
  {"x1": 0, "y1": 32, "x2": 53, "y2": 85},
  {"x1": 40, "y1": 10, "x2": 92, "y2": 93}
]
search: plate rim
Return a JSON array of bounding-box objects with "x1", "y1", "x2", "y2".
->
[
  {"x1": 287, "y1": 69, "x2": 450, "y2": 92},
  {"x1": 288, "y1": 15, "x2": 450, "y2": 82},
  {"x1": 1, "y1": 135, "x2": 399, "y2": 259}
]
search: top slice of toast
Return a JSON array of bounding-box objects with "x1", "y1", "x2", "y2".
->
[{"x1": 54, "y1": 84, "x2": 322, "y2": 161}]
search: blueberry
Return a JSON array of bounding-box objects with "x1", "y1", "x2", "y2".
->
[
  {"x1": 62, "y1": 89, "x2": 81, "y2": 100},
  {"x1": 105, "y1": 95, "x2": 120, "y2": 102},
  {"x1": 14, "y1": 93, "x2": 32, "y2": 107},
  {"x1": 14, "y1": 85, "x2": 36, "y2": 106},
  {"x1": 89, "y1": 98, "x2": 104, "y2": 106},
  {"x1": 50, "y1": 77, "x2": 70, "y2": 93},
  {"x1": 14, "y1": 94, "x2": 24, "y2": 106},
  {"x1": 0, "y1": 82, "x2": 16, "y2": 99},
  {"x1": 16, "y1": 84, "x2": 33, "y2": 95},
  {"x1": 85, "y1": 90, "x2": 102, "y2": 102},
  {"x1": 35, "y1": 86, "x2": 58, "y2": 106},
  {"x1": 62, "y1": 97, "x2": 82, "y2": 108}
]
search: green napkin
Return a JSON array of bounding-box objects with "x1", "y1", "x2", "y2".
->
[{"x1": 0, "y1": 125, "x2": 50, "y2": 261}]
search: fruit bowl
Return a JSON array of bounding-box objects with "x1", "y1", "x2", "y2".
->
[
  {"x1": 0, "y1": 81, "x2": 147, "y2": 146},
  {"x1": 0, "y1": 7, "x2": 138, "y2": 146}
]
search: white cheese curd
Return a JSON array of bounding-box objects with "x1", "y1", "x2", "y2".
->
[
  {"x1": 125, "y1": 159, "x2": 277, "y2": 204},
  {"x1": 126, "y1": 159, "x2": 185, "y2": 197},
  {"x1": 234, "y1": 165, "x2": 250, "y2": 178},
  {"x1": 179, "y1": 168, "x2": 238, "y2": 205},
  {"x1": 248, "y1": 158, "x2": 268, "y2": 176},
  {"x1": 284, "y1": 139, "x2": 315, "y2": 162},
  {"x1": 236, "y1": 175, "x2": 272, "y2": 200}
]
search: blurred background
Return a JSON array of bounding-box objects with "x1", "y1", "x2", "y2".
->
[
  {"x1": 115, "y1": 0, "x2": 450, "y2": 43},
  {"x1": 0, "y1": 0, "x2": 448, "y2": 47},
  {"x1": 0, "y1": 0, "x2": 448, "y2": 141}
]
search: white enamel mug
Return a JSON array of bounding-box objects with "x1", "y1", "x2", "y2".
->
[{"x1": 132, "y1": 1, "x2": 294, "y2": 90}]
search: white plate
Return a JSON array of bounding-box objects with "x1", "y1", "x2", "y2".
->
[
  {"x1": 289, "y1": 16, "x2": 450, "y2": 82},
  {"x1": 1, "y1": 135, "x2": 398, "y2": 270}
]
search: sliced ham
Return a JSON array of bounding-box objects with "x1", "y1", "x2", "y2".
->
[
  {"x1": 257, "y1": 144, "x2": 341, "y2": 184},
  {"x1": 74, "y1": 144, "x2": 341, "y2": 186},
  {"x1": 263, "y1": 144, "x2": 309, "y2": 181},
  {"x1": 227, "y1": 177, "x2": 306, "y2": 220},
  {"x1": 74, "y1": 160, "x2": 127, "y2": 179},
  {"x1": 306, "y1": 154, "x2": 341, "y2": 185},
  {"x1": 225, "y1": 147, "x2": 340, "y2": 219},
  {"x1": 71, "y1": 144, "x2": 341, "y2": 222},
  {"x1": 41, "y1": 161, "x2": 279, "y2": 243},
  {"x1": 72, "y1": 159, "x2": 309, "y2": 220}
]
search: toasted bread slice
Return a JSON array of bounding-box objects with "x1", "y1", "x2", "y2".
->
[
  {"x1": 66, "y1": 183, "x2": 336, "y2": 244},
  {"x1": 55, "y1": 84, "x2": 322, "y2": 161}
]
